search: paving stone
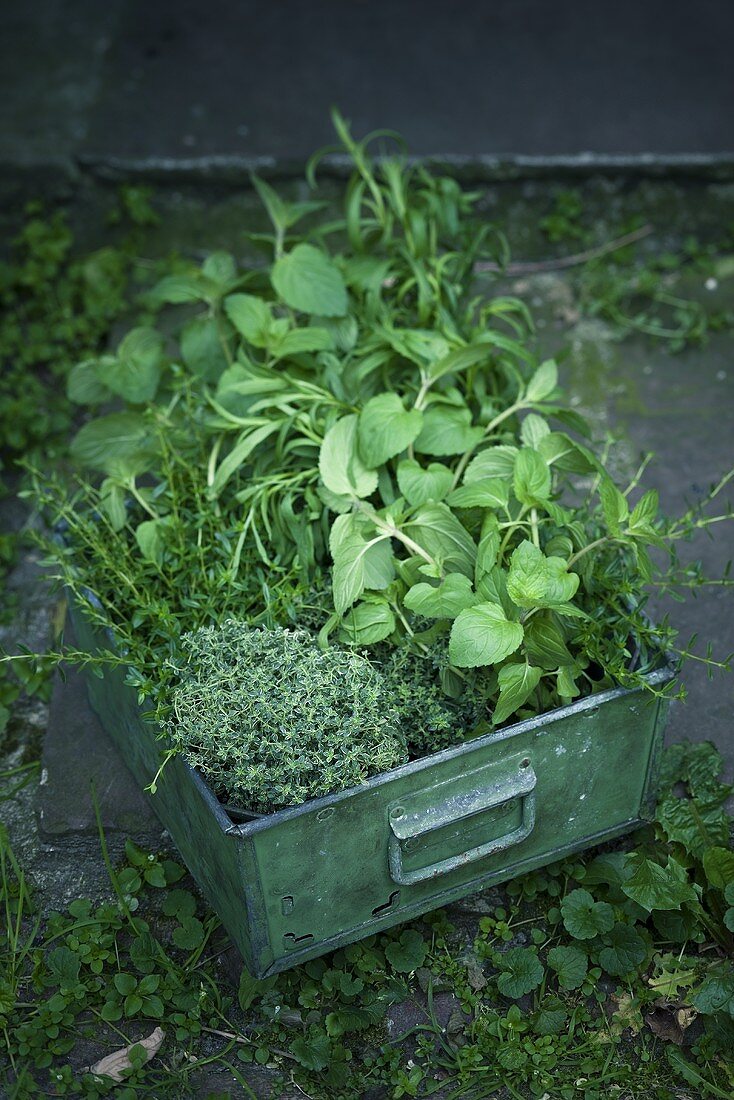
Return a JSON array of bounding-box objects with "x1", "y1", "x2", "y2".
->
[{"x1": 38, "y1": 665, "x2": 160, "y2": 839}]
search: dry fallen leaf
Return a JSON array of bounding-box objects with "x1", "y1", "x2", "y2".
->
[
  {"x1": 88, "y1": 1026, "x2": 165, "y2": 1082},
  {"x1": 645, "y1": 1000, "x2": 697, "y2": 1046}
]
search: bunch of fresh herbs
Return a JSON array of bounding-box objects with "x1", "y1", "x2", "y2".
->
[{"x1": 8, "y1": 112, "x2": 734, "y2": 809}]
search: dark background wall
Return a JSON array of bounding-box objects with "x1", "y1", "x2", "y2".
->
[{"x1": 2, "y1": 0, "x2": 733, "y2": 171}]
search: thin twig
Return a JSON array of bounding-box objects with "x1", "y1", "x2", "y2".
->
[{"x1": 474, "y1": 224, "x2": 653, "y2": 275}]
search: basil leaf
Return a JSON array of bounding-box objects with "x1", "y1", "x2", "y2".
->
[
  {"x1": 492, "y1": 662, "x2": 542, "y2": 725},
  {"x1": 404, "y1": 574, "x2": 475, "y2": 620},
  {"x1": 449, "y1": 603, "x2": 524, "y2": 668}
]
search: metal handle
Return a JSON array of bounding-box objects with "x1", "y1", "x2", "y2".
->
[{"x1": 387, "y1": 765, "x2": 536, "y2": 886}]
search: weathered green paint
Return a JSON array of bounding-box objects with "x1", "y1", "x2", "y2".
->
[{"x1": 68, "y1": 598, "x2": 672, "y2": 978}]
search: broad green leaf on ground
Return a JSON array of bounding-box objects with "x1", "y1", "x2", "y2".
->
[
  {"x1": 224, "y1": 293, "x2": 272, "y2": 347},
  {"x1": 338, "y1": 600, "x2": 396, "y2": 645},
  {"x1": 404, "y1": 574, "x2": 475, "y2": 619},
  {"x1": 385, "y1": 930, "x2": 427, "y2": 973},
  {"x1": 513, "y1": 447, "x2": 551, "y2": 505},
  {"x1": 657, "y1": 742, "x2": 732, "y2": 858},
  {"x1": 358, "y1": 393, "x2": 423, "y2": 466},
  {"x1": 320, "y1": 415, "x2": 379, "y2": 499},
  {"x1": 598, "y1": 923, "x2": 648, "y2": 977},
  {"x1": 447, "y1": 478, "x2": 509, "y2": 510},
  {"x1": 561, "y1": 889, "x2": 615, "y2": 939},
  {"x1": 413, "y1": 405, "x2": 484, "y2": 456},
  {"x1": 703, "y1": 847, "x2": 734, "y2": 890},
  {"x1": 492, "y1": 662, "x2": 542, "y2": 725},
  {"x1": 547, "y1": 945, "x2": 588, "y2": 990},
  {"x1": 329, "y1": 513, "x2": 394, "y2": 614},
  {"x1": 622, "y1": 855, "x2": 698, "y2": 912},
  {"x1": 70, "y1": 412, "x2": 153, "y2": 476},
  {"x1": 496, "y1": 948, "x2": 544, "y2": 999},
  {"x1": 464, "y1": 445, "x2": 518, "y2": 482},
  {"x1": 396, "y1": 459, "x2": 454, "y2": 506},
  {"x1": 403, "y1": 503, "x2": 476, "y2": 576},
  {"x1": 449, "y1": 603, "x2": 524, "y2": 668},
  {"x1": 525, "y1": 359, "x2": 558, "y2": 402},
  {"x1": 533, "y1": 996, "x2": 568, "y2": 1035},
  {"x1": 271, "y1": 244, "x2": 347, "y2": 316},
  {"x1": 290, "y1": 1032, "x2": 332, "y2": 1072},
  {"x1": 507, "y1": 540, "x2": 579, "y2": 609},
  {"x1": 691, "y1": 963, "x2": 734, "y2": 1017}
]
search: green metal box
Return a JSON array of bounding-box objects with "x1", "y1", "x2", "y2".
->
[{"x1": 68, "y1": 600, "x2": 672, "y2": 978}]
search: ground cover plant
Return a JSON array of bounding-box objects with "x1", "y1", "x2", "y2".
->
[
  {"x1": 1, "y1": 741, "x2": 733, "y2": 1097},
  {"x1": 15, "y1": 112, "x2": 734, "y2": 810}
]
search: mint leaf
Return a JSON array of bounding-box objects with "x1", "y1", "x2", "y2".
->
[
  {"x1": 507, "y1": 541, "x2": 579, "y2": 609},
  {"x1": 449, "y1": 603, "x2": 524, "y2": 668},
  {"x1": 404, "y1": 574, "x2": 475, "y2": 619},
  {"x1": 272, "y1": 244, "x2": 347, "y2": 316},
  {"x1": 414, "y1": 405, "x2": 483, "y2": 456},
  {"x1": 523, "y1": 613, "x2": 573, "y2": 669},
  {"x1": 513, "y1": 448, "x2": 551, "y2": 505},
  {"x1": 464, "y1": 445, "x2": 518, "y2": 482},
  {"x1": 339, "y1": 600, "x2": 396, "y2": 645},
  {"x1": 224, "y1": 293, "x2": 272, "y2": 346},
  {"x1": 320, "y1": 415, "x2": 379, "y2": 499},
  {"x1": 329, "y1": 513, "x2": 393, "y2": 614},
  {"x1": 396, "y1": 459, "x2": 453, "y2": 506},
  {"x1": 547, "y1": 945, "x2": 588, "y2": 990},
  {"x1": 561, "y1": 889, "x2": 615, "y2": 939},
  {"x1": 404, "y1": 503, "x2": 476, "y2": 577},
  {"x1": 496, "y1": 948, "x2": 544, "y2": 999},
  {"x1": 358, "y1": 393, "x2": 423, "y2": 466},
  {"x1": 447, "y1": 478, "x2": 509, "y2": 510},
  {"x1": 525, "y1": 359, "x2": 558, "y2": 402},
  {"x1": 70, "y1": 412, "x2": 152, "y2": 475},
  {"x1": 492, "y1": 662, "x2": 541, "y2": 725},
  {"x1": 104, "y1": 327, "x2": 164, "y2": 404}
]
